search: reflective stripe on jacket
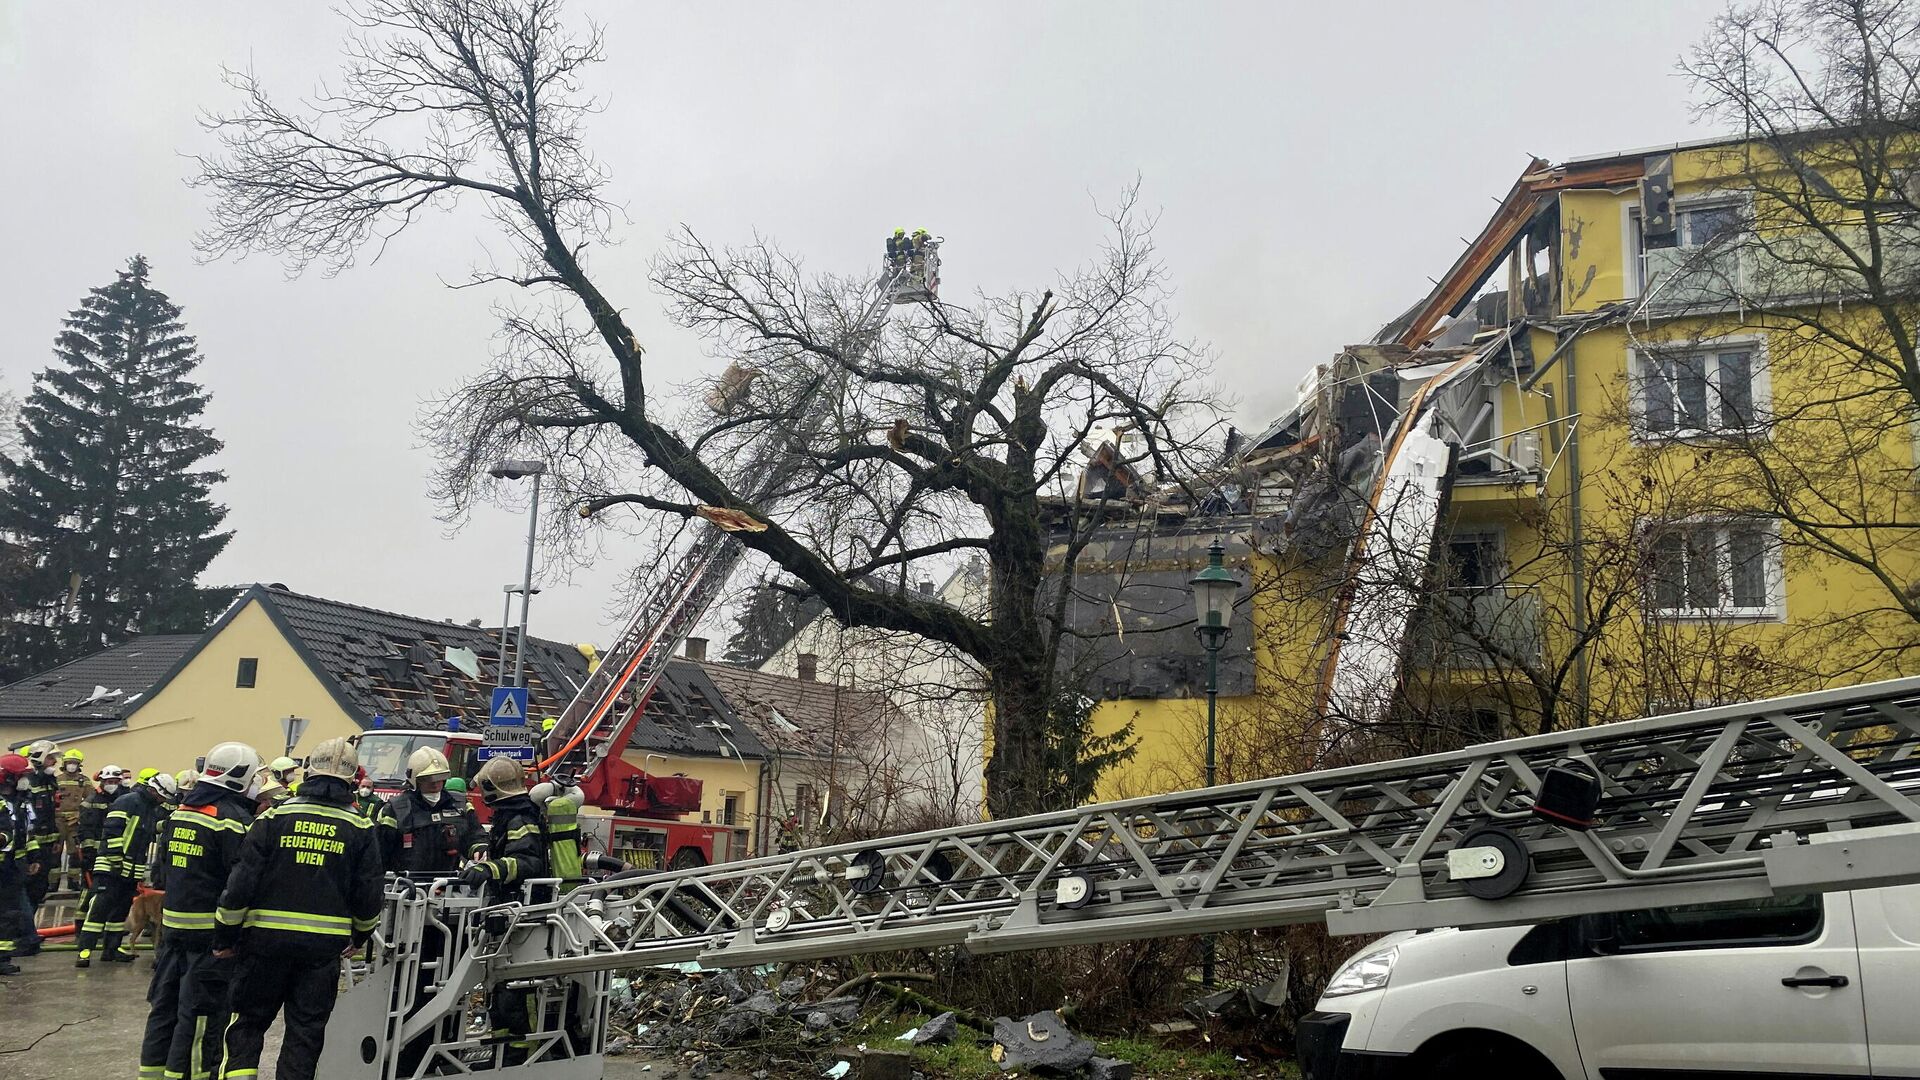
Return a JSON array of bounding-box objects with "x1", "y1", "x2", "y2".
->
[{"x1": 214, "y1": 776, "x2": 383, "y2": 954}]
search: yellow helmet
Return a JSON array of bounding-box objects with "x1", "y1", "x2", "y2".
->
[{"x1": 63, "y1": 748, "x2": 84, "y2": 762}]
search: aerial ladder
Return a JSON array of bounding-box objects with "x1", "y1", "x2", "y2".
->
[
  {"x1": 321, "y1": 674, "x2": 1920, "y2": 1078},
  {"x1": 535, "y1": 237, "x2": 942, "y2": 817}
]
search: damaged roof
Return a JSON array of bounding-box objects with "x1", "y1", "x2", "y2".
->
[
  {"x1": 0, "y1": 634, "x2": 201, "y2": 729},
  {"x1": 696, "y1": 661, "x2": 906, "y2": 760}
]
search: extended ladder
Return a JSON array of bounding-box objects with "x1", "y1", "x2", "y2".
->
[
  {"x1": 321, "y1": 676, "x2": 1920, "y2": 1079},
  {"x1": 526, "y1": 675, "x2": 1920, "y2": 971},
  {"x1": 541, "y1": 250, "x2": 933, "y2": 787}
]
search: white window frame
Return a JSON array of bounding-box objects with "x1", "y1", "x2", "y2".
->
[
  {"x1": 1625, "y1": 193, "x2": 1752, "y2": 295},
  {"x1": 1643, "y1": 517, "x2": 1786, "y2": 621},
  {"x1": 1631, "y1": 336, "x2": 1771, "y2": 440}
]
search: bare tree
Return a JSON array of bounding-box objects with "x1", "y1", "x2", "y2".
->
[
  {"x1": 192, "y1": 0, "x2": 1222, "y2": 817},
  {"x1": 1673, "y1": 0, "x2": 1920, "y2": 638}
]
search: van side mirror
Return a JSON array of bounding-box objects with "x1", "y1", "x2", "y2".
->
[{"x1": 1580, "y1": 913, "x2": 1619, "y2": 955}]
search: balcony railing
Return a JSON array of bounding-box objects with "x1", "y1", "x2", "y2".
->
[{"x1": 1409, "y1": 586, "x2": 1541, "y2": 670}]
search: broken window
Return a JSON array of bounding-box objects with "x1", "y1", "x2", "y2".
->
[
  {"x1": 236, "y1": 657, "x2": 258, "y2": 689},
  {"x1": 1637, "y1": 346, "x2": 1764, "y2": 436},
  {"x1": 1641, "y1": 200, "x2": 1743, "y2": 252},
  {"x1": 1646, "y1": 520, "x2": 1781, "y2": 619}
]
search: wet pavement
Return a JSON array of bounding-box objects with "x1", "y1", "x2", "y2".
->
[
  {"x1": 0, "y1": 945, "x2": 283, "y2": 1080},
  {"x1": 0, "y1": 943, "x2": 715, "y2": 1079}
]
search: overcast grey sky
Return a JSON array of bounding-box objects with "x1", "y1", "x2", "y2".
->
[{"x1": 0, "y1": 1, "x2": 1726, "y2": 647}]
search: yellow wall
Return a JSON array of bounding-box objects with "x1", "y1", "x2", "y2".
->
[
  {"x1": 620, "y1": 749, "x2": 762, "y2": 851},
  {"x1": 80, "y1": 599, "x2": 361, "y2": 773},
  {"x1": 3, "y1": 722, "x2": 77, "y2": 747}
]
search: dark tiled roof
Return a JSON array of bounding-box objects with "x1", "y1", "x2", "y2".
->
[
  {"x1": 696, "y1": 661, "x2": 905, "y2": 759},
  {"x1": 0, "y1": 635, "x2": 201, "y2": 725},
  {"x1": 246, "y1": 585, "x2": 763, "y2": 759},
  {"x1": 620, "y1": 661, "x2": 767, "y2": 760}
]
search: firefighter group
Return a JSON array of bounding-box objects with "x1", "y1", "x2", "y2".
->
[{"x1": 0, "y1": 737, "x2": 620, "y2": 1080}]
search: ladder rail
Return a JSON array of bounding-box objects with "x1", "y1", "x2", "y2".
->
[{"x1": 488, "y1": 674, "x2": 1920, "y2": 976}]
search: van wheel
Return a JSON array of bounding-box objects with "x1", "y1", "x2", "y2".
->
[
  {"x1": 1422, "y1": 1037, "x2": 1561, "y2": 1080},
  {"x1": 668, "y1": 847, "x2": 707, "y2": 870}
]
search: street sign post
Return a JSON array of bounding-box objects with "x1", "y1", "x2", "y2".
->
[
  {"x1": 478, "y1": 686, "x2": 534, "y2": 762},
  {"x1": 280, "y1": 714, "x2": 311, "y2": 758}
]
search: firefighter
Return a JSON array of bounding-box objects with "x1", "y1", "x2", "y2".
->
[
  {"x1": 379, "y1": 746, "x2": 485, "y2": 1073},
  {"x1": 54, "y1": 749, "x2": 90, "y2": 852},
  {"x1": 214, "y1": 737, "x2": 382, "y2": 1080},
  {"x1": 75, "y1": 769, "x2": 175, "y2": 967},
  {"x1": 378, "y1": 747, "x2": 483, "y2": 875},
  {"x1": 0, "y1": 753, "x2": 37, "y2": 974},
  {"x1": 461, "y1": 758, "x2": 547, "y2": 902},
  {"x1": 75, "y1": 765, "x2": 125, "y2": 913},
  {"x1": 889, "y1": 226, "x2": 908, "y2": 270},
  {"x1": 22, "y1": 741, "x2": 59, "y2": 923},
  {"x1": 138, "y1": 742, "x2": 261, "y2": 1080},
  {"x1": 266, "y1": 756, "x2": 300, "y2": 796}
]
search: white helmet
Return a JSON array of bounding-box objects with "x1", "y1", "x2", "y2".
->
[
  {"x1": 201, "y1": 742, "x2": 263, "y2": 794},
  {"x1": 406, "y1": 747, "x2": 452, "y2": 785},
  {"x1": 268, "y1": 756, "x2": 299, "y2": 779},
  {"x1": 25, "y1": 740, "x2": 58, "y2": 766},
  {"x1": 143, "y1": 771, "x2": 180, "y2": 801},
  {"x1": 97, "y1": 765, "x2": 128, "y2": 787},
  {"x1": 305, "y1": 737, "x2": 358, "y2": 781}
]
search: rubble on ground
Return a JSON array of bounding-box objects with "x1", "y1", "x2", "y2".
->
[
  {"x1": 991, "y1": 1011, "x2": 1097, "y2": 1075},
  {"x1": 605, "y1": 964, "x2": 1274, "y2": 1078}
]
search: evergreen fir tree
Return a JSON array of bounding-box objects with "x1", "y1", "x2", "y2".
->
[
  {"x1": 723, "y1": 579, "x2": 824, "y2": 666},
  {"x1": 0, "y1": 256, "x2": 231, "y2": 680}
]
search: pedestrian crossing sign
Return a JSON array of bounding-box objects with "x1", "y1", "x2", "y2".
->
[{"x1": 480, "y1": 686, "x2": 534, "y2": 761}]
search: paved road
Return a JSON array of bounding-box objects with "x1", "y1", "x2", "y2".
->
[
  {"x1": 0, "y1": 946, "x2": 730, "y2": 1079},
  {"x1": 0, "y1": 946, "x2": 289, "y2": 1080}
]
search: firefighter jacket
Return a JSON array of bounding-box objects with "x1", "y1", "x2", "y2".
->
[
  {"x1": 77, "y1": 785, "x2": 116, "y2": 846},
  {"x1": 157, "y1": 784, "x2": 255, "y2": 935},
  {"x1": 379, "y1": 786, "x2": 485, "y2": 875},
  {"x1": 95, "y1": 787, "x2": 164, "y2": 881},
  {"x1": 214, "y1": 775, "x2": 382, "y2": 957},
  {"x1": 27, "y1": 772, "x2": 57, "y2": 844},
  {"x1": 54, "y1": 771, "x2": 91, "y2": 828},
  {"x1": 477, "y1": 794, "x2": 547, "y2": 900},
  {"x1": 0, "y1": 793, "x2": 30, "y2": 883}
]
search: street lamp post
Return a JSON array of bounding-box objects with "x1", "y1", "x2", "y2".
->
[
  {"x1": 489, "y1": 459, "x2": 548, "y2": 689},
  {"x1": 1189, "y1": 536, "x2": 1241, "y2": 986}
]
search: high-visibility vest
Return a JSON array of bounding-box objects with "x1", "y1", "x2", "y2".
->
[{"x1": 543, "y1": 789, "x2": 584, "y2": 892}]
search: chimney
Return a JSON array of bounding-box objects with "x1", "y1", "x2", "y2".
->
[
  {"x1": 797, "y1": 653, "x2": 818, "y2": 682},
  {"x1": 918, "y1": 578, "x2": 935, "y2": 595},
  {"x1": 684, "y1": 637, "x2": 708, "y2": 662}
]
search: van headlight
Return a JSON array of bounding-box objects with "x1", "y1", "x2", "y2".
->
[{"x1": 1322, "y1": 946, "x2": 1398, "y2": 997}]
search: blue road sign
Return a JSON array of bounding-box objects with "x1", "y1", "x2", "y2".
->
[{"x1": 478, "y1": 685, "x2": 534, "y2": 762}]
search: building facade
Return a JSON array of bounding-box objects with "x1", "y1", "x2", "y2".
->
[{"x1": 1084, "y1": 132, "x2": 1920, "y2": 800}]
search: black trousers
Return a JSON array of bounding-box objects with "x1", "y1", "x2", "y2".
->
[
  {"x1": 0, "y1": 870, "x2": 32, "y2": 959},
  {"x1": 141, "y1": 934, "x2": 232, "y2": 1080},
  {"x1": 221, "y1": 947, "x2": 342, "y2": 1080},
  {"x1": 75, "y1": 873, "x2": 136, "y2": 954}
]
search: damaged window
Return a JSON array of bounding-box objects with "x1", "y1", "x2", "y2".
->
[
  {"x1": 1640, "y1": 200, "x2": 1743, "y2": 252},
  {"x1": 1646, "y1": 521, "x2": 1781, "y2": 619},
  {"x1": 1637, "y1": 346, "x2": 1763, "y2": 436}
]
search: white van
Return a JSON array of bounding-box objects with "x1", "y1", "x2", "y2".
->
[{"x1": 1297, "y1": 885, "x2": 1920, "y2": 1078}]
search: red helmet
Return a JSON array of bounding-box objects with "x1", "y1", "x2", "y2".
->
[{"x1": 0, "y1": 753, "x2": 30, "y2": 780}]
